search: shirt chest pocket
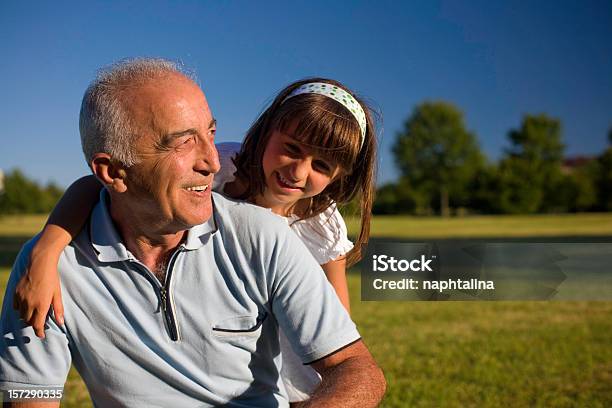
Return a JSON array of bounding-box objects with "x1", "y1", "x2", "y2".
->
[{"x1": 211, "y1": 312, "x2": 267, "y2": 340}]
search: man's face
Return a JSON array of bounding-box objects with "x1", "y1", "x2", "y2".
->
[{"x1": 120, "y1": 74, "x2": 220, "y2": 232}]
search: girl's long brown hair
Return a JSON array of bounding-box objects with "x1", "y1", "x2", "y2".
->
[{"x1": 232, "y1": 78, "x2": 377, "y2": 266}]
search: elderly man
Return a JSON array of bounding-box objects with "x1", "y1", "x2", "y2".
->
[{"x1": 0, "y1": 59, "x2": 385, "y2": 407}]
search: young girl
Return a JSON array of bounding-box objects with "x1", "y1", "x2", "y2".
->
[{"x1": 14, "y1": 78, "x2": 377, "y2": 402}]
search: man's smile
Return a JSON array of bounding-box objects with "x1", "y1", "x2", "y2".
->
[
  {"x1": 182, "y1": 183, "x2": 211, "y2": 198},
  {"x1": 185, "y1": 184, "x2": 209, "y2": 192}
]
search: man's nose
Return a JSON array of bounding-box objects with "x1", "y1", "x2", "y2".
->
[{"x1": 195, "y1": 138, "x2": 220, "y2": 174}]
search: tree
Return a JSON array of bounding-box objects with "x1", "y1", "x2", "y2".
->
[
  {"x1": 392, "y1": 101, "x2": 483, "y2": 216},
  {"x1": 546, "y1": 162, "x2": 598, "y2": 213},
  {"x1": 372, "y1": 183, "x2": 402, "y2": 215},
  {"x1": 495, "y1": 114, "x2": 564, "y2": 213},
  {"x1": 40, "y1": 182, "x2": 64, "y2": 213},
  {"x1": 568, "y1": 162, "x2": 599, "y2": 211},
  {"x1": 372, "y1": 179, "x2": 426, "y2": 215},
  {"x1": 0, "y1": 169, "x2": 43, "y2": 214},
  {"x1": 0, "y1": 169, "x2": 64, "y2": 214},
  {"x1": 467, "y1": 163, "x2": 502, "y2": 214},
  {"x1": 596, "y1": 127, "x2": 612, "y2": 211}
]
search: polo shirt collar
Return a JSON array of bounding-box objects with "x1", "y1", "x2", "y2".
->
[
  {"x1": 183, "y1": 208, "x2": 217, "y2": 250},
  {"x1": 90, "y1": 189, "x2": 217, "y2": 262}
]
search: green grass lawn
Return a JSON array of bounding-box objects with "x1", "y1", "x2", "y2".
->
[
  {"x1": 346, "y1": 213, "x2": 612, "y2": 239},
  {"x1": 3, "y1": 212, "x2": 612, "y2": 239},
  {"x1": 0, "y1": 214, "x2": 48, "y2": 236},
  {"x1": 0, "y1": 213, "x2": 611, "y2": 406},
  {"x1": 350, "y1": 277, "x2": 612, "y2": 407}
]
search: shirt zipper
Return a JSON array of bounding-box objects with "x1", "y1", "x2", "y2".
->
[
  {"x1": 130, "y1": 247, "x2": 183, "y2": 342},
  {"x1": 161, "y1": 249, "x2": 182, "y2": 341}
]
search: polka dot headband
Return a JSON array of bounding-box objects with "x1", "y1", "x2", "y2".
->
[{"x1": 282, "y1": 82, "x2": 367, "y2": 148}]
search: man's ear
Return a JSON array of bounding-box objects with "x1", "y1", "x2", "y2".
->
[{"x1": 91, "y1": 153, "x2": 128, "y2": 193}]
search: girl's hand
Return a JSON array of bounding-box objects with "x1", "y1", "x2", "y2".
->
[{"x1": 13, "y1": 248, "x2": 64, "y2": 339}]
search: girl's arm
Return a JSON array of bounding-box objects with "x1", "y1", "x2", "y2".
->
[
  {"x1": 321, "y1": 257, "x2": 351, "y2": 314},
  {"x1": 13, "y1": 175, "x2": 102, "y2": 338}
]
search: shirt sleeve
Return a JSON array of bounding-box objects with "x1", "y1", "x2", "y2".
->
[
  {"x1": 0, "y1": 238, "x2": 71, "y2": 390},
  {"x1": 269, "y1": 228, "x2": 360, "y2": 364},
  {"x1": 290, "y1": 204, "x2": 354, "y2": 265}
]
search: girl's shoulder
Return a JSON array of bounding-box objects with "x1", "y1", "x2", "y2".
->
[{"x1": 290, "y1": 204, "x2": 353, "y2": 265}]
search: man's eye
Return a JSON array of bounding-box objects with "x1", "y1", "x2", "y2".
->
[
  {"x1": 182, "y1": 136, "x2": 195, "y2": 145},
  {"x1": 170, "y1": 136, "x2": 195, "y2": 149}
]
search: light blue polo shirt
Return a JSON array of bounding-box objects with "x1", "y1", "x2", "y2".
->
[{"x1": 0, "y1": 191, "x2": 360, "y2": 407}]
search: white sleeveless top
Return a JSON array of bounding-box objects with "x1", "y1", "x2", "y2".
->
[
  {"x1": 214, "y1": 142, "x2": 354, "y2": 265},
  {"x1": 213, "y1": 142, "x2": 353, "y2": 401}
]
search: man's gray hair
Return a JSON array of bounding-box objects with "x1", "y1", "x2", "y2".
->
[{"x1": 79, "y1": 58, "x2": 194, "y2": 167}]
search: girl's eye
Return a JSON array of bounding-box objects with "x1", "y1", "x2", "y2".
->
[
  {"x1": 284, "y1": 143, "x2": 301, "y2": 156},
  {"x1": 313, "y1": 160, "x2": 333, "y2": 174}
]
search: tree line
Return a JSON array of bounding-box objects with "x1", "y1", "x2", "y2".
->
[
  {"x1": 2, "y1": 103, "x2": 611, "y2": 217},
  {"x1": 0, "y1": 169, "x2": 64, "y2": 214},
  {"x1": 375, "y1": 101, "x2": 612, "y2": 215}
]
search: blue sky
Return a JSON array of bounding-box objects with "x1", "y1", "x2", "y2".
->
[{"x1": 1, "y1": 0, "x2": 611, "y2": 187}]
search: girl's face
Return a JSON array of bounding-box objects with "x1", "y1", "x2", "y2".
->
[{"x1": 258, "y1": 125, "x2": 341, "y2": 215}]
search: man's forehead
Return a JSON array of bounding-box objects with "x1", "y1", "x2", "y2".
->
[
  {"x1": 125, "y1": 75, "x2": 213, "y2": 131},
  {"x1": 130, "y1": 74, "x2": 205, "y2": 103}
]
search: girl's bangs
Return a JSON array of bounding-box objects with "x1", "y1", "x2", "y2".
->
[{"x1": 272, "y1": 95, "x2": 362, "y2": 172}]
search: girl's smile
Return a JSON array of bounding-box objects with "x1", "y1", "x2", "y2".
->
[{"x1": 274, "y1": 171, "x2": 305, "y2": 191}]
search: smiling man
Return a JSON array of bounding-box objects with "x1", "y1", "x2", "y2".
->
[{"x1": 0, "y1": 59, "x2": 385, "y2": 407}]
